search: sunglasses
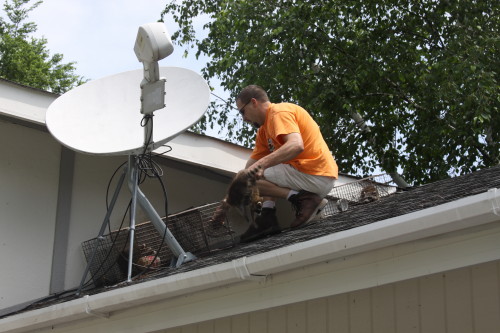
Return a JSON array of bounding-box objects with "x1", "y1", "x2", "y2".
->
[{"x1": 238, "y1": 100, "x2": 251, "y2": 116}]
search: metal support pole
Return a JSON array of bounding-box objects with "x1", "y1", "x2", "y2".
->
[
  {"x1": 127, "y1": 155, "x2": 139, "y2": 281},
  {"x1": 127, "y1": 168, "x2": 196, "y2": 267}
]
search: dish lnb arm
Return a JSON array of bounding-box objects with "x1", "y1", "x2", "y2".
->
[{"x1": 134, "y1": 22, "x2": 173, "y2": 114}]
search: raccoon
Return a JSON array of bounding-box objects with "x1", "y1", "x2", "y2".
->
[
  {"x1": 118, "y1": 242, "x2": 160, "y2": 277},
  {"x1": 359, "y1": 183, "x2": 380, "y2": 203},
  {"x1": 211, "y1": 166, "x2": 263, "y2": 228}
]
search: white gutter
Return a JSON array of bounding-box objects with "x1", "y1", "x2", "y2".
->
[{"x1": 1, "y1": 188, "x2": 499, "y2": 333}]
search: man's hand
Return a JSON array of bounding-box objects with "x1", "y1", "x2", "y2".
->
[{"x1": 248, "y1": 164, "x2": 265, "y2": 179}]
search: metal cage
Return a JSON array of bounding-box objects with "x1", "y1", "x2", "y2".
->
[
  {"x1": 82, "y1": 175, "x2": 399, "y2": 287},
  {"x1": 322, "y1": 174, "x2": 399, "y2": 218},
  {"x1": 82, "y1": 202, "x2": 236, "y2": 287}
]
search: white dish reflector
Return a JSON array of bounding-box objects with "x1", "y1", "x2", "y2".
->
[{"x1": 46, "y1": 67, "x2": 210, "y2": 155}]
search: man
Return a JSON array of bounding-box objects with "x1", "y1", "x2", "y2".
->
[{"x1": 236, "y1": 85, "x2": 338, "y2": 242}]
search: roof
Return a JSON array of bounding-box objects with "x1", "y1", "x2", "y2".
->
[
  {"x1": 0, "y1": 78, "x2": 59, "y2": 96},
  {"x1": 129, "y1": 163, "x2": 500, "y2": 277},
  {"x1": 0, "y1": 78, "x2": 56, "y2": 127},
  {"x1": 2, "y1": 164, "x2": 498, "y2": 323}
]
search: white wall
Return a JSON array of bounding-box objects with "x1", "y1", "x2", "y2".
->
[
  {"x1": 158, "y1": 259, "x2": 500, "y2": 333},
  {"x1": 0, "y1": 120, "x2": 60, "y2": 309}
]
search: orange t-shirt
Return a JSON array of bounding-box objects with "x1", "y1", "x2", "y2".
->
[{"x1": 250, "y1": 103, "x2": 338, "y2": 178}]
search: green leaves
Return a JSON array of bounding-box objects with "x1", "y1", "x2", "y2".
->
[
  {"x1": 164, "y1": 0, "x2": 499, "y2": 185},
  {"x1": 0, "y1": 0, "x2": 86, "y2": 93}
]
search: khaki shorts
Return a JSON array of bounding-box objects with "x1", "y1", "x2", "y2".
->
[{"x1": 264, "y1": 164, "x2": 335, "y2": 198}]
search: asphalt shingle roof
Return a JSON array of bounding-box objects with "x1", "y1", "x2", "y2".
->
[{"x1": 148, "y1": 164, "x2": 500, "y2": 276}]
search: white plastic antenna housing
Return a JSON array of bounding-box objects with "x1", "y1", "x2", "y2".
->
[{"x1": 134, "y1": 22, "x2": 174, "y2": 62}]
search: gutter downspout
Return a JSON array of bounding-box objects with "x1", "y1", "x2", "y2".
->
[
  {"x1": 488, "y1": 188, "x2": 500, "y2": 216},
  {"x1": 232, "y1": 257, "x2": 267, "y2": 281},
  {"x1": 1, "y1": 188, "x2": 499, "y2": 333}
]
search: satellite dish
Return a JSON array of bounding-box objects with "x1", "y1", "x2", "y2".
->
[
  {"x1": 66, "y1": 23, "x2": 208, "y2": 289},
  {"x1": 46, "y1": 66, "x2": 210, "y2": 155}
]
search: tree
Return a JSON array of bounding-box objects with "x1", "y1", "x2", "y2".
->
[
  {"x1": 162, "y1": 0, "x2": 499, "y2": 186},
  {"x1": 0, "y1": 0, "x2": 85, "y2": 94}
]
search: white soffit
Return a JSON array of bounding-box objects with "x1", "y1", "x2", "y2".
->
[{"x1": 159, "y1": 132, "x2": 251, "y2": 174}]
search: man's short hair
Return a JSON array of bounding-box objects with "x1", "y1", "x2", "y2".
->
[{"x1": 237, "y1": 85, "x2": 269, "y2": 104}]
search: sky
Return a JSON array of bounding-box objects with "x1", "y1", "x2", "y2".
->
[{"x1": 30, "y1": 0, "x2": 207, "y2": 81}]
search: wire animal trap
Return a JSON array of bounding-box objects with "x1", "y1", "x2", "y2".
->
[
  {"x1": 166, "y1": 202, "x2": 237, "y2": 255},
  {"x1": 322, "y1": 174, "x2": 399, "y2": 218},
  {"x1": 82, "y1": 202, "x2": 236, "y2": 287},
  {"x1": 81, "y1": 231, "x2": 129, "y2": 287}
]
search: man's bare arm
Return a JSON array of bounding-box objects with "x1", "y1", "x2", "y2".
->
[{"x1": 247, "y1": 132, "x2": 304, "y2": 175}]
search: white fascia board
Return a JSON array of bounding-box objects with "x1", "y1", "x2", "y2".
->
[
  {"x1": 1, "y1": 188, "x2": 499, "y2": 333},
  {"x1": 0, "y1": 80, "x2": 56, "y2": 125},
  {"x1": 157, "y1": 132, "x2": 251, "y2": 174}
]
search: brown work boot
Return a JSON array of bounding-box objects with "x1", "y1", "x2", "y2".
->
[
  {"x1": 288, "y1": 191, "x2": 328, "y2": 228},
  {"x1": 240, "y1": 208, "x2": 281, "y2": 243}
]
